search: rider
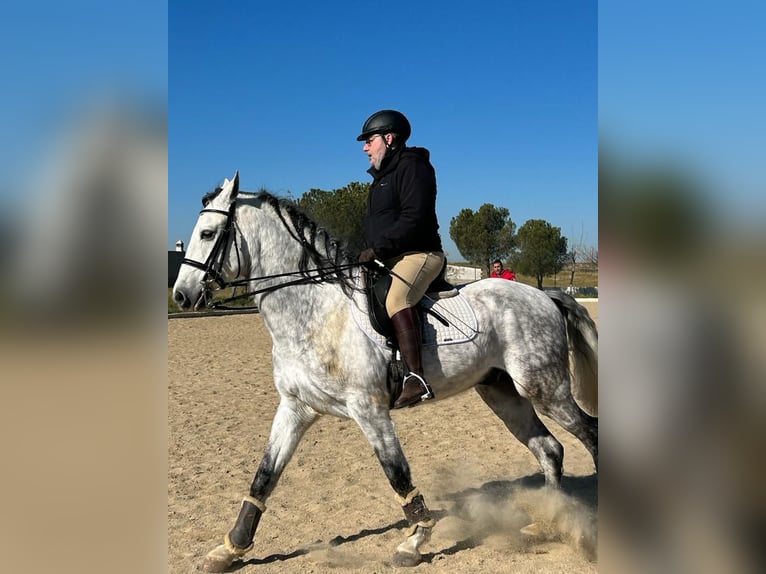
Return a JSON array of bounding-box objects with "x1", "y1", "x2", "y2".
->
[{"x1": 356, "y1": 109, "x2": 446, "y2": 408}]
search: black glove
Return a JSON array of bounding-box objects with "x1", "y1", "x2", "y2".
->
[{"x1": 358, "y1": 248, "x2": 378, "y2": 268}]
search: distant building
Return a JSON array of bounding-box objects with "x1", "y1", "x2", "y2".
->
[
  {"x1": 445, "y1": 264, "x2": 482, "y2": 284},
  {"x1": 168, "y1": 240, "x2": 184, "y2": 287}
]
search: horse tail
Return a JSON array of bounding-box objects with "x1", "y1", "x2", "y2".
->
[{"x1": 548, "y1": 292, "x2": 598, "y2": 416}]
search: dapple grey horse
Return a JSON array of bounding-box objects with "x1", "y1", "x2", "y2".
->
[{"x1": 172, "y1": 172, "x2": 598, "y2": 571}]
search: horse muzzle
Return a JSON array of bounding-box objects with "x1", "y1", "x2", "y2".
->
[{"x1": 172, "y1": 286, "x2": 208, "y2": 311}]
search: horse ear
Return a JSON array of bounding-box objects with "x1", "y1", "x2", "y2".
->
[{"x1": 218, "y1": 172, "x2": 240, "y2": 204}]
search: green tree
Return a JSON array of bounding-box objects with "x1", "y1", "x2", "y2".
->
[
  {"x1": 298, "y1": 182, "x2": 369, "y2": 255},
  {"x1": 513, "y1": 219, "x2": 568, "y2": 289},
  {"x1": 449, "y1": 204, "x2": 516, "y2": 274}
]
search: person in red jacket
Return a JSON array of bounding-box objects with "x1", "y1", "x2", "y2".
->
[{"x1": 490, "y1": 260, "x2": 515, "y2": 280}]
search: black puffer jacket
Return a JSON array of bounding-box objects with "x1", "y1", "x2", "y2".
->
[{"x1": 363, "y1": 146, "x2": 443, "y2": 261}]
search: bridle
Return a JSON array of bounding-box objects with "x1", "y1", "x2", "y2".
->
[
  {"x1": 180, "y1": 202, "x2": 241, "y2": 291},
  {"x1": 180, "y1": 200, "x2": 359, "y2": 310}
]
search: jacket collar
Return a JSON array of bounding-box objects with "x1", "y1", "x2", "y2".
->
[{"x1": 367, "y1": 145, "x2": 403, "y2": 179}]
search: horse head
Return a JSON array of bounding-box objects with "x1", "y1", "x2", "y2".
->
[{"x1": 173, "y1": 171, "x2": 242, "y2": 311}]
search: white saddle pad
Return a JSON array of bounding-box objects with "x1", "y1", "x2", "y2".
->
[{"x1": 350, "y1": 290, "x2": 479, "y2": 348}]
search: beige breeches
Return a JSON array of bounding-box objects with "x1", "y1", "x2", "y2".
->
[{"x1": 384, "y1": 251, "x2": 446, "y2": 316}]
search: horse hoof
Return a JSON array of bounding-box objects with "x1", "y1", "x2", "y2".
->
[
  {"x1": 392, "y1": 551, "x2": 421, "y2": 567},
  {"x1": 200, "y1": 544, "x2": 238, "y2": 572}
]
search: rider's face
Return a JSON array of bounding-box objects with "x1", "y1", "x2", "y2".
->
[{"x1": 363, "y1": 133, "x2": 390, "y2": 170}]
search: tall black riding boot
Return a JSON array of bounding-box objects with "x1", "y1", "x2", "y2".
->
[{"x1": 391, "y1": 307, "x2": 435, "y2": 409}]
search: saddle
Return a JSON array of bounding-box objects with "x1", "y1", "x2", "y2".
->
[{"x1": 365, "y1": 260, "x2": 458, "y2": 343}]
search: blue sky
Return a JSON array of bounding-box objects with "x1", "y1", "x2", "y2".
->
[{"x1": 169, "y1": 1, "x2": 598, "y2": 259}]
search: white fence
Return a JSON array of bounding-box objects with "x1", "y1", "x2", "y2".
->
[{"x1": 445, "y1": 264, "x2": 483, "y2": 283}]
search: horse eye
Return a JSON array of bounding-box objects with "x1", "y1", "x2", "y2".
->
[{"x1": 200, "y1": 229, "x2": 215, "y2": 240}]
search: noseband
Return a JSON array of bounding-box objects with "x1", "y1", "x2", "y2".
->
[{"x1": 180, "y1": 202, "x2": 241, "y2": 289}]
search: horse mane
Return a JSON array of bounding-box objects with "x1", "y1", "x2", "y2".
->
[
  {"x1": 199, "y1": 184, "x2": 358, "y2": 295},
  {"x1": 201, "y1": 186, "x2": 223, "y2": 207},
  {"x1": 245, "y1": 190, "x2": 358, "y2": 296}
]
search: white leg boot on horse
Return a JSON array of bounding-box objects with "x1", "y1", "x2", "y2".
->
[
  {"x1": 392, "y1": 487, "x2": 436, "y2": 566},
  {"x1": 391, "y1": 307, "x2": 434, "y2": 409}
]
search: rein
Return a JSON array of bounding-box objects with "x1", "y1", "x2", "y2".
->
[
  {"x1": 181, "y1": 200, "x2": 360, "y2": 311},
  {"x1": 207, "y1": 263, "x2": 360, "y2": 310}
]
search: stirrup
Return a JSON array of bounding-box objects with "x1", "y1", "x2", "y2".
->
[
  {"x1": 403, "y1": 373, "x2": 434, "y2": 401},
  {"x1": 407, "y1": 373, "x2": 434, "y2": 400}
]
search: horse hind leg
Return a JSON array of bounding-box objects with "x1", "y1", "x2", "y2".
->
[
  {"x1": 201, "y1": 398, "x2": 318, "y2": 573},
  {"x1": 475, "y1": 369, "x2": 564, "y2": 487},
  {"x1": 352, "y1": 408, "x2": 435, "y2": 567},
  {"x1": 544, "y1": 400, "x2": 598, "y2": 471},
  {"x1": 530, "y1": 373, "x2": 598, "y2": 472}
]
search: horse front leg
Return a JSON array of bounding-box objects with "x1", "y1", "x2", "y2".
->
[
  {"x1": 202, "y1": 398, "x2": 318, "y2": 573},
  {"x1": 354, "y1": 409, "x2": 435, "y2": 567}
]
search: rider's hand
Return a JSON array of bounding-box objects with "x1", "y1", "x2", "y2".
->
[{"x1": 358, "y1": 248, "x2": 378, "y2": 268}]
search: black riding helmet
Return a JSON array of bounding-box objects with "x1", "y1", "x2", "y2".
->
[{"x1": 356, "y1": 109, "x2": 411, "y2": 143}]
